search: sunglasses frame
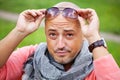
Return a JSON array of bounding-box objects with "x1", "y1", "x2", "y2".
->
[{"x1": 45, "y1": 7, "x2": 79, "y2": 20}]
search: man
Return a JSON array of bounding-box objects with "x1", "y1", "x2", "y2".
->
[{"x1": 0, "y1": 2, "x2": 120, "y2": 80}]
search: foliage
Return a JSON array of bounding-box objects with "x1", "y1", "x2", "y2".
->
[{"x1": 0, "y1": 0, "x2": 120, "y2": 34}]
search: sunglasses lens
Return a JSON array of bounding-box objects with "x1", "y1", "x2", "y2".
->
[
  {"x1": 63, "y1": 8, "x2": 78, "y2": 19},
  {"x1": 46, "y1": 7, "x2": 78, "y2": 20},
  {"x1": 46, "y1": 7, "x2": 59, "y2": 19}
]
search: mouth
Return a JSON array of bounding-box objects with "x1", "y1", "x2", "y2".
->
[{"x1": 55, "y1": 51, "x2": 68, "y2": 56}]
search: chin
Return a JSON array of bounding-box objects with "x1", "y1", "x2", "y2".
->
[{"x1": 55, "y1": 57, "x2": 74, "y2": 65}]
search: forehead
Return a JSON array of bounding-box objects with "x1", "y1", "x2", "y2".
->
[
  {"x1": 45, "y1": 22, "x2": 80, "y2": 33},
  {"x1": 47, "y1": 22, "x2": 74, "y2": 29}
]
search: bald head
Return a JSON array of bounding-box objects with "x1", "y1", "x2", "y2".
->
[{"x1": 54, "y1": 2, "x2": 80, "y2": 10}]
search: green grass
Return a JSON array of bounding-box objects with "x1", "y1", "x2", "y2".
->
[
  {"x1": 0, "y1": 19, "x2": 15, "y2": 38},
  {"x1": 0, "y1": 0, "x2": 120, "y2": 35},
  {"x1": 18, "y1": 27, "x2": 46, "y2": 47},
  {"x1": 0, "y1": 19, "x2": 120, "y2": 66},
  {"x1": 0, "y1": 19, "x2": 46, "y2": 47}
]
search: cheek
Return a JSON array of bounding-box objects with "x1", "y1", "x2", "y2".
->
[
  {"x1": 47, "y1": 38, "x2": 53, "y2": 46},
  {"x1": 67, "y1": 36, "x2": 83, "y2": 55},
  {"x1": 69, "y1": 35, "x2": 82, "y2": 48},
  {"x1": 47, "y1": 38, "x2": 56, "y2": 53},
  {"x1": 69, "y1": 40, "x2": 81, "y2": 52}
]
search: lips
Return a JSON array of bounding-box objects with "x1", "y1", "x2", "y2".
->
[{"x1": 55, "y1": 51, "x2": 68, "y2": 56}]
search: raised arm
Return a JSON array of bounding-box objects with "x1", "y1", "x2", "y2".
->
[
  {"x1": 77, "y1": 8, "x2": 109, "y2": 59},
  {"x1": 0, "y1": 9, "x2": 45, "y2": 67},
  {"x1": 78, "y1": 8, "x2": 120, "y2": 79}
]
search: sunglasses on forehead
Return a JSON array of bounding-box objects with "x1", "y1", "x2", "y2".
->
[{"x1": 45, "y1": 7, "x2": 78, "y2": 20}]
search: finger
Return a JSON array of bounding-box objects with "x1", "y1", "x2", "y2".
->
[
  {"x1": 32, "y1": 9, "x2": 46, "y2": 16},
  {"x1": 34, "y1": 9, "x2": 46, "y2": 26},
  {"x1": 86, "y1": 8, "x2": 98, "y2": 19},
  {"x1": 24, "y1": 10, "x2": 38, "y2": 17},
  {"x1": 35, "y1": 14, "x2": 45, "y2": 27},
  {"x1": 77, "y1": 8, "x2": 93, "y2": 15},
  {"x1": 78, "y1": 16, "x2": 86, "y2": 27},
  {"x1": 78, "y1": 8, "x2": 97, "y2": 24},
  {"x1": 77, "y1": 8, "x2": 93, "y2": 19},
  {"x1": 21, "y1": 13, "x2": 34, "y2": 22},
  {"x1": 20, "y1": 10, "x2": 36, "y2": 21},
  {"x1": 77, "y1": 9, "x2": 88, "y2": 17},
  {"x1": 87, "y1": 9, "x2": 99, "y2": 24},
  {"x1": 39, "y1": 9, "x2": 46, "y2": 14}
]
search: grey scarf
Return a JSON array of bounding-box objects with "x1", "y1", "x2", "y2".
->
[{"x1": 22, "y1": 40, "x2": 93, "y2": 80}]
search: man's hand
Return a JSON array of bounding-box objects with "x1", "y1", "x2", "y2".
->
[
  {"x1": 0, "y1": 9, "x2": 46, "y2": 67},
  {"x1": 16, "y1": 9, "x2": 45, "y2": 35},
  {"x1": 77, "y1": 9, "x2": 101, "y2": 44},
  {"x1": 78, "y1": 9, "x2": 110, "y2": 60}
]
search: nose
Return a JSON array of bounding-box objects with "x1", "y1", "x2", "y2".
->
[{"x1": 56, "y1": 35, "x2": 65, "y2": 49}]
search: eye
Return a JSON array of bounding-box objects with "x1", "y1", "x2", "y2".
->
[
  {"x1": 66, "y1": 33, "x2": 74, "y2": 39},
  {"x1": 67, "y1": 33, "x2": 73, "y2": 37},
  {"x1": 48, "y1": 33, "x2": 57, "y2": 40}
]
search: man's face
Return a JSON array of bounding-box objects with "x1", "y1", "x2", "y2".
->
[{"x1": 45, "y1": 14, "x2": 83, "y2": 64}]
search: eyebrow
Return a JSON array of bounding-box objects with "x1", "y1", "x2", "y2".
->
[
  {"x1": 64, "y1": 28, "x2": 75, "y2": 32},
  {"x1": 48, "y1": 29, "x2": 56, "y2": 32},
  {"x1": 48, "y1": 28, "x2": 75, "y2": 32}
]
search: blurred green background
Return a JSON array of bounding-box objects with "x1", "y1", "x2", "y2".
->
[{"x1": 0, "y1": 0, "x2": 120, "y2": 66}]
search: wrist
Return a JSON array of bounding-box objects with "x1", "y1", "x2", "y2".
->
[
  {"x1": 87, "y1": 33, "x2": 101, "y2": 44},
  {"x1": 88, "y1": 38, "x2": 107, "y2": 52},
  {"x1": 13, "y1": 27, "x2": 28, "y2": 38},
  {"x1": 14, "y1": 26, "x2": 30, "y2": 37}
]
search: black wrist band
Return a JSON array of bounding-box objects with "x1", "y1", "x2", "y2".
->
[{"x1": 88, "y1": 39, "x2": 106, "y2": 52}]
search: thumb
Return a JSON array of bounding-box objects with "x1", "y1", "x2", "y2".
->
[
  {"x1": 78, "y1": 16, "x2": 86, "y2": 28},
  {"x1": 78, "y1": 17, "x2": 88, "y2": 36}
]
